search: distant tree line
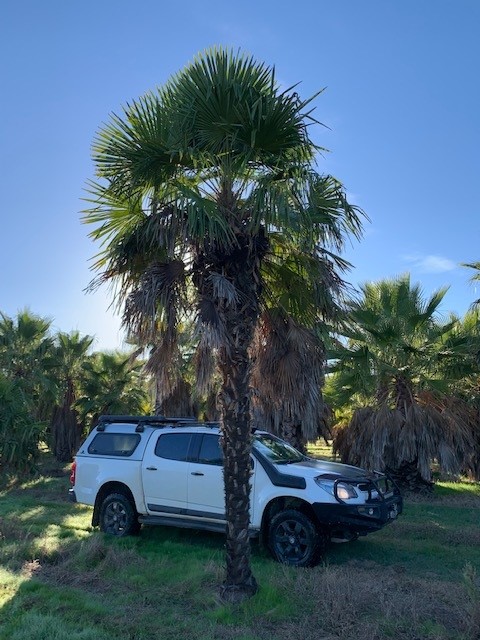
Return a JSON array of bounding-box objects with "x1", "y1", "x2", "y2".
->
[
  {"x1": 2, "y1": 270, "x2": 479, "y2": 491},
  {"x1": 0, "y1": 309, "x2": 150, "y2": 471}
]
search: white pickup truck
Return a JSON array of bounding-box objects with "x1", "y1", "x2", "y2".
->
[{"x1": 69, "y1": 415, "x2": 403, "y2": 567}]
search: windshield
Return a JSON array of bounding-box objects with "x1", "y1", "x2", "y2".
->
[{"x1": 253, "y1": 434, "x2": 305, "y2": 464}]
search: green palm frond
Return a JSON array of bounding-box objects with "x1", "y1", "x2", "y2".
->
[{"x1": 168, "y1": 48, "x2": 317, "y2": 162}]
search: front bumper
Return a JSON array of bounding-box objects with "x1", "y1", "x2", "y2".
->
[{"x1": 312, "y1": 493, "x2": 403, "y2": 535}]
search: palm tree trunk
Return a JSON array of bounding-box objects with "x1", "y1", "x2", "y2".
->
[
  {"x1": 52, "y1": 380, "x2": 80, "y2": 462},
  {"x1": 218, "y1": 334, "x2": 258, "y2": 601},
  {"x1": 281, "y1": 420, "x2": 307, "y2": 453},
  {"x1": 214, "y1": 201, "x2": 264, "y2": 600}
]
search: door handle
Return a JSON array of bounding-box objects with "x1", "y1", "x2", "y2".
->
[
  {"x1": 191, "y1": 471, "x2": 204, "y2": 476},
  {"x1": 146, "y1": 466, "x2": 158, "y2": 471}
]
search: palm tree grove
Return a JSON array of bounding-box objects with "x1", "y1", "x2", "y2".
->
[{"x1": 1, "y1": 49, "x2": 479, "y2": 602}]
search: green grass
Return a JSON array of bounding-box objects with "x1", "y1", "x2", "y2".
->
[{"x1": 1, "y1": 449, "x2": 480, "y2": 640}]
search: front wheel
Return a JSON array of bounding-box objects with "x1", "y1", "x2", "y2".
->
[
  {"x1": 268, "y1": 509, "x2": 326, "y2": 567},
  {"x1": 99, "y1": 493, "x2": 140, "y2": 537}
]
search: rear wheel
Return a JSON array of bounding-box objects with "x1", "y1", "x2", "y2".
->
[
  {"x1": 268, "y1": 509, "x2": 326, "y2": 567},
  {"x1": 99, "y1": 493, "x2": 140, "y2": 536}
]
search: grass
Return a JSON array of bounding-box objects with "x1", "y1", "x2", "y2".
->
[{"x1": 1, "y1": 447, "x2": 479, "y2": 640}]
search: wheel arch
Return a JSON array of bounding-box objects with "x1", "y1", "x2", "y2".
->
[
  {"x1": 260, "y1": 496, "x2": 319, "y2": 542},
  {"x1": 92, "y1": 482, "x2": 137, "y2": 527}
]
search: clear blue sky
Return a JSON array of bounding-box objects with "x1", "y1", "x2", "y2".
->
[{"x1": 1, "y1": 0, "x2": 479, "y2": 350}]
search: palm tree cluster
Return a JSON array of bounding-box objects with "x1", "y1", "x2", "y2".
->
[
  {"x1": 328, "y1": 275, "x2": 480, "y2": 491},
  {"x1": 0, "y1": 309, "x2": 150, "y2": 471},
  {"x1": 83, "y1": 48, "x2": 363, "y2": 599}
]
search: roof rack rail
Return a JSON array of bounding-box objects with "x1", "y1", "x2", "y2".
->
[
  {"x1": 96, "y1": 415, "x2": 204, "y2": 432},
  {"x1": 98, "y1": 415, "x2": 199, "y2": 423}
]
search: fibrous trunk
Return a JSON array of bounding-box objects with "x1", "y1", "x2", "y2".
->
[
  {"x1": 218, "y1": 330, "x2": 258, "y2": 601},
  {"x1": 215, "y1": 217, "x2": 264, "y2": 599},
  {"x1": 51, "y1": 380, "x2": 80, "y2": 462}
]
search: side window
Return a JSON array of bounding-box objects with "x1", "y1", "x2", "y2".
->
[
  {"x1": 198, "y1": 434, "x2": 223, "y2": 466},
  {"x1": 155, "y1": 433, "x2": 193, "y2": 461},
  {"x1": 87, "y1": 433, "x2": 140, "y2": 456}
]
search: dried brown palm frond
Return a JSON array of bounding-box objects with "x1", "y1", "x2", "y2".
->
[
  {"x1": 250, "y1": 312, "x2": 327, "y2": 446},
  {"x1": 145, "y1": 337, "x2": 187, "y2": 416},
  {"x1": 159, "y1": 376, "x2": 197, "y2": 417},
  {"x1": 334, "y1": 397, "x2": 475, "y2": 491},
  {"x1": 194, "y1": 343, "x2": 217, "y2": 397},
  {"x1": 207, "y1": 272, "x2": 240, "y2": 306},
  {"x1": 426, "y1": 394, "x2": 480, "y2": 480},
  {"x1": 195, "y1": 296, "x2": 229, "y2": 352}
]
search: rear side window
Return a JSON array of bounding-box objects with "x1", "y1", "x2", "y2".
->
[
  {"x1": 198, "y1": 434, "x2": 223, "y2": 465},
  {"x1": 155, "y1": 433, "x2": 193, "y2": 461},
  {"x1": 88, "y1": 433, "x2": 140, "y2": 456}
]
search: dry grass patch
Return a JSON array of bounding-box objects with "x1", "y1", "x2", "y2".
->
[
  {"x1": 392, "y1": 519, "x2": 480, "y2": 547},
  {"x1": 406, "y1": 489, "x2": 480, "y2": 508},
  {"x1": 276, "y1": 561, "x2": 471, "y2": 640}
]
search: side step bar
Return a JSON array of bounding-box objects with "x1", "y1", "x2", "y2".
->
[
  {"x1": 138, "y1": 514, "x2": 227, "y2": 534},
  {"x1": 138, "y1": 514, "x2": 260, "y2": 538}
]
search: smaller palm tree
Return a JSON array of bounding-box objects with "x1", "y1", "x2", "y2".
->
[
  {"x1": 76, "y1": 351, "x2": 151, "y2": 432},
  {"x1": 462, "y1": 261, "x2": 480, "y2": 307},
  {"x1": 50, "y1": 331, "x2": 94, "y2": 462},
  {"x1": 330, "y1": 275, "x2": 473, "y2": 491},
  {"x1": 0, "y1": 309, "x2": 56, "y2": 423},
  {"x1": 0, "y1": 373, "x2": 42, "y2": 473},
  {"x1": 438, "y1": 308, "x2": 480, "y2": 479}
]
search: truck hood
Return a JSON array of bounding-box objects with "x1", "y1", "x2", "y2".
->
[{"x1": 276, "y1": 457, "x2": 374, "y2": 480}]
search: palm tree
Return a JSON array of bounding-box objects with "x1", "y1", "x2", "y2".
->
[
  {"x1": 0, "y1": 309, "x2": 56, "y2": 424},
  {"x1": 50, "y1": 331, "x2": 94, "y2": 462},
  {"x1": 437, "y1": 308, "x2": 480, "y2": 479},
  {"x1": 0, "y1": 372, "x2": 43, "y2": 473},
  {"x1": 83, "y1": 48, "x2": 363, "y2": 599},
  {"x1": 462, "y1": 261, "x2": 480, "y2": 306},
  {"x1": 76, "y1": 351, "x2": 150, "y2": 431},
  {"x1": 330, "y1": 275, "x2": 473, "y2": 491}
]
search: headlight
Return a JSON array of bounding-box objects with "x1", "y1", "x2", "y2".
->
[
  {"x1": 336, "y1": 482, "x2": 358, "y2": 500},
  {"x1": 315, "y1": 477, "x2": 358, "y2": 500},
  {"x1": 315, "y1": 477, "x2": 335, "y2": 495}
]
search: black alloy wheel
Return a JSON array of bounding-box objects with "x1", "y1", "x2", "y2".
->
[
  {"x1": 268, "y1": 509, "x2": 325, "y2": 567},
  {"x1": 99, "y1": 493, "x2": 140, "y2": 536}
]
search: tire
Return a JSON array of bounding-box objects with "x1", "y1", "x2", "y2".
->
[
  {"x1": 99, "y1": 493, "x2": 140, "y2": 537},
  {"x1": 268, "y1": 509, "x2": 326, "y2": 567}
]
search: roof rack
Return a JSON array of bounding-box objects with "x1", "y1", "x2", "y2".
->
[{"x1": 96, "y1": 415, "x2": 217, "y2": 433}]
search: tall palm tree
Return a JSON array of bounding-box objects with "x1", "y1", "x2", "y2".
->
[
  {"x1": 50, "y1": 331, "x2": 94, "y2": 462},
  {"x1": 83, "y1": 48, "x2": 363, "y2": 599},
  {"x1": 330, "y1": 275, "x2": 473, "y2": 491}
]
